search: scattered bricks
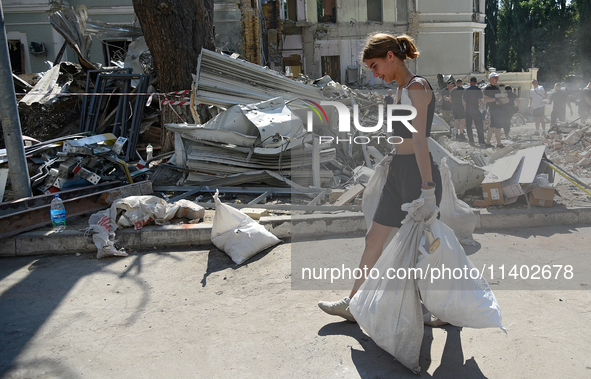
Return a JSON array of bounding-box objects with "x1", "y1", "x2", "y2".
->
[
  {"x1": 548, "y1": 131, "x2": 556, "y2": 139},
  {"x1": 563, "y1": 129, "x2": 583, "y2": 145},
  {"x1": 554, "y1": 142, "x2": 563, "y2": 149},
  {"x1": 565, "y1": 156, "x2": 576, "y2": 163},
  {"x1": 581, "y1": 150, "x2": 591, "y2": 159},
  {"x1": 578, "y1": 158, "x2": 591, "y2": 167},
  {"x1": 567, "y1": 150, "x2": 580, "y2": 157}
]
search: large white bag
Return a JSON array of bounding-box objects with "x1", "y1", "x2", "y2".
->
[
  {"x1": 439, "y1": 157, "x2": 477, "y2": 245},
  {"x1": 361, "y1": 155, "x2": 392, "y2": 229},
  {"x1": 416, "y1": 217, "x2": 506, "y2": 332},
  {"x1": 349, "y1": 202, "x2": 426, "y2": 374},
  {"x1": 211, "y1": 190, "x2": 281, "y2": 265}
]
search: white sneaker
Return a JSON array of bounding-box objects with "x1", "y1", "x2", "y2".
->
[
  {"x1": 318, "y1": 297, "x2": 356, "y2": 322},
  {"x1": 423, "y1": 312, "x2": 450, "y2": 327}
]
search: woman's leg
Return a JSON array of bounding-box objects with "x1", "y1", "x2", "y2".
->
[
  {"x1": 317, "y1": 221, "x2": 397, "y2": 322},
  {"x1": 348, "y1": 221, "x2": 397, "y2": 299}
]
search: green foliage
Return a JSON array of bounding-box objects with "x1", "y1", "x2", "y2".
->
[{"x1": 487, "y1": 0, "x2": 585, "y2": 81}]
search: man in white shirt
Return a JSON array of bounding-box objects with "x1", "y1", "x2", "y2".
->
[{"x1": 529, "y1": 79, "x2": 547, "y2": 135}]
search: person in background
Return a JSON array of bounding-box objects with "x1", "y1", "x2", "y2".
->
[
  {"x1": 317, "y1": 33, "x2": 445, "y2": 326},
  {"x1": 384, "y1": 89, "x2": 394, "y2": 108},
  {"x1": 503, "y1": 85, "x2": 520, "y2": 139},
  {"x1": 462, "y1": 77, "x2": 486, "y2": 146},
  {"x1": 483, "y1": 72, "x2": 507, "y2": 149},
  {"x1": 529, "y1": 79, "x2": 547, "y2": 135},
  {"x1": 450, "y1": 79, "x2": 466, "y2": 140},
  {"x1": 548, "y1": 83, "x2": 573, "y2": 126},
  {"x1": 580, "y1": 78, "x2": 591, "y2": 124},
  {"x1": 441, "y1": 80, "x2": 454, "y2": 129}
]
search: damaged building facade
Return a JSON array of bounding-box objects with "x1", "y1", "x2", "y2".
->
[
  {"x1": 214, "y1": 0, "x2": 536, "y2": 98},
  {"x1": 215, "y1": 0, "x2": 487, "y2": 84},
  {"x1": 3, "y1": 0, "x2": 137, "y2": 74},
  {"x1": 4, "y1": 0, "x2": 537, "y2": 96}
]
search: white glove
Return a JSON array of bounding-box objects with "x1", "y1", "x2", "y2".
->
[{"x1": 408, "y1": 188, "x2": 438, "y2": 222}]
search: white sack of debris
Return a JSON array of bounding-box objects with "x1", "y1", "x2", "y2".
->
[
  {"x1": 87, "y1": 209, "x2": 128, "y2": 260},
  {"x1": 100, "y1": 195, "x2": 204, "y2": 231},
  {"x1": 86, "y1": 196, "x2": 204, "y2": 259},
  {"x1": 211, "y1": 190, "x2": 281, "y2": 265},
  {"x1": 439, "y1": 157, "x2": 477, "y2": 245}
]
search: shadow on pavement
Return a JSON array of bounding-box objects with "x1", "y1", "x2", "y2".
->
[
  {"x1": 318, "y1": 321, "x2": 488, "y2": 378},
  {"x1": 0, "y1": 252, "x2": 175, "y2": 377},
  {"x1": 200, "y1": 244, "x2": 281, "y2": 287}
]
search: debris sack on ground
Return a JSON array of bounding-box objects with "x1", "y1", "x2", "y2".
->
[
  {"x1": 211, "y1": 190, "x2": 281, "y2": 265},
  {"x1": 110, "y1": 195, "x2": 205, "y2": 230},
  {"x1": 439, "y1": 157, "x2": 477, "y2": 245},
  {"x1": 87, "y1": 209, "x2": 128, "y2": 259},
  {"x1": 416, "y1": 217, "x2": 506, "y2": 332},
  {"x1": 349, "y1": 203, "x2": 426, "y2": 374}
]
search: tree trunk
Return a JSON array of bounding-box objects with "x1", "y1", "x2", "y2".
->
[{"x1": 132, "y1": 0, "x2": 215, "y2": 152}]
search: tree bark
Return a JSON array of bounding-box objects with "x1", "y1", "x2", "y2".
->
[{"x1": 132, "y1": 0, "x2": 215, "y2": 152}]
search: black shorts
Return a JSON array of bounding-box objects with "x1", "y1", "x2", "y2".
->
[
  {"x1": 453, "y1": 108, "x2": 466, "y2": 119},
  {"x1": 373, "y1": 153, "x2": 443, "y2": 228},
  {"x1": 533, "y1": 107, "x2": 545, "y2": 117},
  {"x1": 489, "y1": 113, "x2": 508, "y2": 129}
]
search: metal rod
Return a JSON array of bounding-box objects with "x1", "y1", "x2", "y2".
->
[{"x1": 0, "y1": 3, "x2": 32, "y2": 199}]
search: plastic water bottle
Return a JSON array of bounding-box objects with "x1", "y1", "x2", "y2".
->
[
  {"x1": 146, "y1": 143, "x2": 153, "y2": 161},
  {"x1": 50, "y1": 194, "x2": 66, "y2": 232}
]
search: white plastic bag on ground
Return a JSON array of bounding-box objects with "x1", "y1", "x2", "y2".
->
[
  {"x1": 87, "y1": 209, "x2": 128, "y2": 259},
  {"x1": 111, "y1": 195, "x2": 179, "y2": 230},
  {"x1": 416, "y1": 217, "x2": 506, "y2": 332},
  {"x1": 110, "y1": 196, "x2": 204, "y2": 230},
  {"x1": 211, "y1": 190, "x2": 281, "y2": 265},
  {"x1": 349, "y1": 201, "x2": 426, "y2": 374},
  {"x1": 439, "y1": 157, "x2": 477, "y2": 245},
  {"x1": 361, "y1": 154, "x2": 392, "y2": 229}
]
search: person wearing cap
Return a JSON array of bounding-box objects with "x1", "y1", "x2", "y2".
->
[
  {"x1": 441, "y1": 80, "x2": 454, "y2": 127},
  {"x1": 450, "y1": 79, "x2": 466, "y2": 140},
  {"x1": 548, "y1": 83, "x2": 573, "y2": 125},
  {"x1": 529, "y1": 79, "x2": 547, "y2": 135},
  {"x1": 483, "y1": 72, "x2": 507, "y2": 148},
  {"x1": 579, "y1": 79, "x2": 591, "y2": 124},
  {"x1": 463, "y1": 76, "x2": 486, "y2": 145}
]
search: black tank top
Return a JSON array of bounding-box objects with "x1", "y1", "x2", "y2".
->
[{"x1": 391, "y1": 75, "x2": 436, "y2": 139}]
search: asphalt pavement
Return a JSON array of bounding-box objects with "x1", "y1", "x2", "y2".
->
[{"x1": 1, "y1": 223, "x2": 591, "y2": 378}]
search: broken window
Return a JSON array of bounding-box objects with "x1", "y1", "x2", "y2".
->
[
  {"x1": 102, "y1": 39, "x2": 130, "y2": 66},
  {"x1": 318, "y1": 0, "x2": 336, "y2": 23},
  {"x1": 286, "y1": 0, "x2": 297, "y2": 21},
  {"x1": 284, "y1": 54, "x2": 302, "y2": 78},
  {"x1": 367, "y1": 0, "x2": 382, "y2": 22},
  {"x1": 472, "y1": 32, "x2": 481, "y2": 72},
  {"x1": 8, "y1": 40, "x2": 25, "y2": 75},
  {"x1": 396, "y1": 0, "x2": 408, "y2": 23},
  {"x1": 321, "y1": 55, "x2": 341, "y2": 83}
]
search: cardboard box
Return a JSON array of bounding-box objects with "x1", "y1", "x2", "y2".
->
[
  {"x1": 481, "y1": 156, "x2": 524, "y2": 205},
  {"x1": 529, "y1": 187, "x2": 555, "y2": 207},
  {"x1": 481, "y1": 145, "x2": 552, "y2": 206}
]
